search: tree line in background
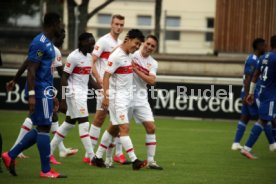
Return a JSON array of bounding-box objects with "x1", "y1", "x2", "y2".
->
[{"x1": 0, "y1": 0, "x2": 162, "y2": 52}]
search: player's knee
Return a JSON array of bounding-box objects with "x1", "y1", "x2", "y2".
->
[
  {"x1": 119, "y1": 124, "x2": 129, "y2": 135},
  {"x1": 144, "y1": 122, "x2": 155, "y2": 134}
]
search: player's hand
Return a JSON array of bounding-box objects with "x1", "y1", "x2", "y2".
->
[
  {"x1": 53, "y1": 98, "x2": 59, "y2": 113},
  {"x1": 28, "y1": 95, "x2": 36, "y2": 114},
  {"x1": 131, "y1": 60, "x2": 138, "y2": 72},
  {"x1": 246, "y1": 94, "x2": 254, "y2": 105},
  {"x1": 59, "y1": 99, "x2": 67, "y2": 114},
  {"x1": 6, "y1": 80, "x2": 16, "y2": 91},
  {"x1": 102, "y1": 97, "x2": 109, "y2": 110}
]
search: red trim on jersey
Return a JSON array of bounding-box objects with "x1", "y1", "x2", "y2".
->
[
  {"x1": 134, "y1": 63, "x2": 149, "y2": 75},
  {"x1": 145, "y1": 142, "x2": 157, "y2": 146},
  {"x1": 126, "y1": 148, "x2": 134, "y2": 153},
  {"x1": 115, "y1": 65, "x2": 133, "y2": 74},
  {"x1": 21, "y1": 125, "x2": 31, "y2": 131},
  {"x1": 72, "y1": 66, "x2": 91, "y2": 74},
  {"x1": 90, "y1": 136, "x2": 98, "y2": 141},
  {"x1": 80, "y1": 134, "x2": 89, "y2": 139},
  {"x1": 100, "y1": 52, "x2": 111, "y2": 59},
  {"x1": 100, "y1": 144, "x2": 108, "y2": 149},
  {"x1": 56, "y1": 132, "x2": 65, "y2": 138}
]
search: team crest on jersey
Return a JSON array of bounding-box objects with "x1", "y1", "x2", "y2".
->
[
  {"x1": 95, "y1": 46, "x2": 99, "y2": 50},
  {"x1": 147, "y1": 63, "x2": 152, "y2": 68},
  {"x1": 66, "y1": 63, "x2": 71, "y2": 68},
  {"x1": 108, "y1": 61, "x2": 113, "y2": 66},
  {"x1": 119, "y1": 114, "x2": 125, "y2": 120},
  {"x1": 80, "y1": 107, "x2": 86, "y2": 114},
  {"x1": 36, "y1": 50, "x2": 44, "y2": 58}
]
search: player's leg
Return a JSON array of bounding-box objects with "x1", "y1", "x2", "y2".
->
[
  {"x1": 92, "y1": 123, "x2": 119, "y2": 167},
  {"x1": 78, "y1": 117, "x2": 95, "y2": 164},
  {"x1": 232, "y1": 104, "x2": 250, "y2": 150},
  {"x1": 50, "y1": 115, "x2": 76, "y2": 164},
  {"x1": 11, "y1": 117, "x2": 33, "y2": 158},
  {"x1": 51, "y1": 112, "x2": 78, "y2": 157}
]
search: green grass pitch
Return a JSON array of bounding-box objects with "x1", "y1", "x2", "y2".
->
[{"x1": 0, "y1": 110, "x2": 275, "y2": 184}]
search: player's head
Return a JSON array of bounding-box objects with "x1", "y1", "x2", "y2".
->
[
  {"x1": 142, "y1": 35, "x2": 158, "y2": 56},
  {"x1": 53, "y1": 29, "x2": 65, "y2": 48},
  {"x1": 78, "y1": 32, "x2": 95, "y2": 55},
  {"x1": 43, "y1": 12, "x2": 62, "y2": 37},
  {"x1": 270, "y1": 35, "x2": 276, "y2": 49},
  {"x1": 124, "y1": 29, "x2": 144, "y2": 54},
  {"x1": 252, "y1": 38, "x2": 266, "y2": 54},
  {"x1": 111, "y1": 14, "x2": 125, "y2": 35}
]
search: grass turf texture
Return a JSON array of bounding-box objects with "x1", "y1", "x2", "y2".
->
[{"x1": 0, "y1": 110, "x2": 275, "y2": 184}]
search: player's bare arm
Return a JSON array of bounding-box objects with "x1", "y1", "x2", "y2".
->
[
  {"x1": 6, "y1": 59, "x2": 29, "y2": 91},
  {"x1": 91, "y1": 54, "x2": 102, "y2": 87},
  {"x1": 89, "y1": 74, "x2": 101, "y2": 90},
  {"x1": 132, "y1": 61, "x2": 156, "y2": 85},
  {"x1": 27, "y1": 61, "x2": 40, "y2": 113},
  {"x1": 59, "y1": 71, "x2": 70, "y2": 113},
  {"x1": 102, "y1": 71, "x2": 111, "y2": 110}
]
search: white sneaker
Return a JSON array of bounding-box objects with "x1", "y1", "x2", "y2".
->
[
  {"x1": 105, "y1": 158, "x2": 114, "y2": 168},
  {"x1": 231, "y1": 143, "x2": 243, "y2": 151},
  {"x1": 59, "y1": 148, "x2": 79, "y2": 158},
  {"x1": 269, "y1": 143, "x2": 276, "y2": 152}
]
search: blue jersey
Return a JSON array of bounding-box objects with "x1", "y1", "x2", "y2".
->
[
  {"x1": 240, "y1": 54, "x2": 260, "y2": 98},
  {"x1": 257, "y1": 52, "x2": 276, "y2": 101},
  {"x1": 25, "y1": 33, "x2": 55, "y2": 98}
]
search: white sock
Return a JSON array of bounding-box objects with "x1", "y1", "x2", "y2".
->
[
  {"x1": 243, "y1": 146, "x2": 252, "y2": 152},
  {"x1": 89, "y1": 124, "x2": 101, "y2": 150},
  {"x1": 120, "y1": 136, "x2": 137, "y2": 162},
  {"x1": 106, "y1": 138, "x2": 115, "y2": 160},
  {"x1": 115, "y1": 136, "x2": 123, "y2": 157},
  {"x1": 11, "y1": 117, "x2": 33, "y2": 149},
  {"x1": 146, "y1": 134, "x2": 156, "y2": 162},
  {"x1": 51, "y1": 121, "x2": 67, "y2": 153},
  {"x1": 79, "y1": 122, "x2": 94, "y2": 159},
  {"x1": 50, "y1": 122, "x2": 74, "y2": 154},
  {"x1": 96, "y1": 130, "x2": 113, "y2": 158}
]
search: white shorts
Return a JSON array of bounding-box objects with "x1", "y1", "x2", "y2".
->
[
  {"x1": 95, "y1": 90, "x2": 104, "y2": 111},
  {"x1": 129, "y1": 102, "x2": 154, "y2": 124},
  {"x1": 109, "y1": 99, "x2": 131, "y2": 125},
  {"x1": 66, "y1": 96, "x2": 88, "y2": 119}
]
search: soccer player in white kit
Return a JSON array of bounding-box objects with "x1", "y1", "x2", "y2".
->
[
  {"x1": 130, "y1": 35, "x2": 163, "y2": 170},
  {"x1": 50, "y1": 32, "x2": 96, "y2": 165},
  {"x1": 87, "y1": 14, "x2": 129, "y2": 165},
  {"x1": 92, "y1": 29, "x2": 147, "y2": 170}
]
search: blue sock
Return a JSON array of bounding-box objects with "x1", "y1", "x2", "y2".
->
[
  {"x1": 245, "y1": 123, "x2": 263, "y2": 148},
  {"x1": 272, "y1": 128, "x2": 276, "y2": 141},
  {"x1": 263, "y1": 123, "x2": 275, "y2": 144},
  {"x1": 8, "y1": 129, "x2": 37, "y2": 159},
  {"x1": 234, "y1": 121, "x2": 246, "y2": 143},
  {"x1": 37, "y1": 132, "x2": 51, "y2": 173}
]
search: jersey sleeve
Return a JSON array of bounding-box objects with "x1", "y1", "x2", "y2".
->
[
  {"x1": 64, "y1": 54, "x2": 77, "y2": 74},
  {"x1": 244, "y1": 57, "x2": 256, "y2": 75},
  {"x1": 92, "y1": 38, "x2": 106, "y2": 58},
  {"x1": 105, "y1": 54, "x2": 121, "y2": 74},
  {"x1": 27, "y1": 41, "x2": 45, "y2": 63},
  {"x1": 52, "y1": 47, "x2": 63, "y2": 67},
  {"x1": 149, "y1": 59, "x2": 158, "y2": 76}
]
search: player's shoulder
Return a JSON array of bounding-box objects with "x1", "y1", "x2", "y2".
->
[
  {"x1": 54, "y1": 46, "x2": 61, "y2": 55},
  {"x1": 97, "y1": 33, "x2": 110, "y2": 43},
  {"x1": 31, "y1": 33, "x2": 49, "y2": 48},
  {"x1": 109, "y1": 47, "x2": 123, "y2": 60},
  {"x1": 67, "y1": 49, "x2": 79, "y2": 59}
]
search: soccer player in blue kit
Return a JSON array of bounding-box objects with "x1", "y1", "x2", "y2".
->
[
  {"x1": 242, "y1": 35, "x2": 276, "y2": 159},
  {"x1": 1, "y1": 12, "x2": 66, "y2": 178},
  {"x1": 231, "y1": 38, "x2": 268, "y2": 150}
]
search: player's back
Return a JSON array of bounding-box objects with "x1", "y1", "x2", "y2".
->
[
  {"x1": 25, "y1": 33, "x2": 55, "y2": 98},
  {"x1": 258, "y1": 52, "x2": 276, "y2": 101}
]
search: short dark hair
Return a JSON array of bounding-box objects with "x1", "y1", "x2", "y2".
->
[
  {"x1": 126, "y1": 29, "x2": 144, "y2": 42},
  {"x1": 43, "y1": 12, "x2": 61, "y2": 28},
  {"x1": 78, "y1": 32, "x2": 94, "y2": 42},
  {"x1": 252, "y1": 38, "x2": 265, "y2": 50},
  {"x1": 146, "y1": 34, "x2": 159, "y2": 45},
  {"x1": 112, "y1": 14, "x2": 125, "y2": 21},
  {"x1": 270, "y1": 35, "x2": 276, "y2": 49}
]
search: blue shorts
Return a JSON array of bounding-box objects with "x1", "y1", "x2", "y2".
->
[
  {"x1": 30, "y1": 98, "x2": 53, "y2": 126},
  {"x1": 241, "y1": 102, "x2": 259, "y2": 118},
  {"x1": 258, "y1": 100, "x2": 276, "y2": 121}
]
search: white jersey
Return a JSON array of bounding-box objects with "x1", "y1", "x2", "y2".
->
[
  {"x1": 92, "y1": 33, "x2": 122, "y2": 79},
  {"x1": 53, "y1": 46, "x2": 63, "y2": 67},
  {"x1": 131, "y1": 50, "x2": 158, "y2": 103},
  {"x1": 106, "y1": 47, "x2": 133, "y2": 101},
  {"x1": 64, "y1": 49, "x2": 92, "y2": 98}
]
